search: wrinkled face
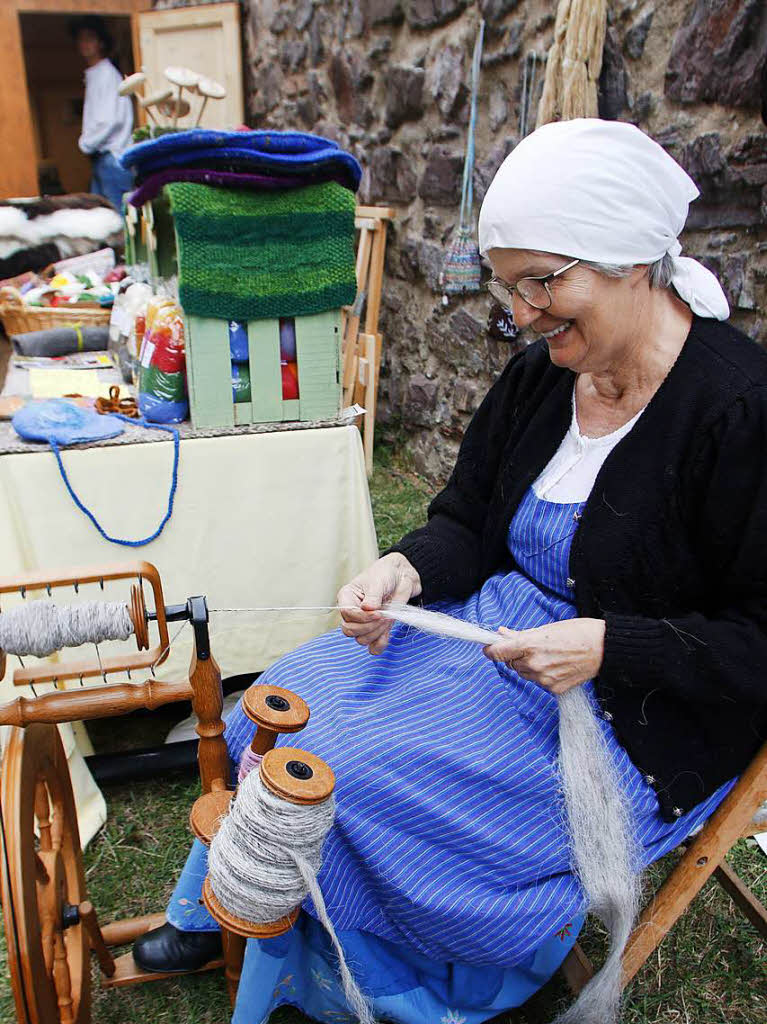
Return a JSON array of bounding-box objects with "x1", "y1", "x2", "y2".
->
[
  {"x1": 76, "y1": 29, "x2": 104, "y2": 62},
  {"x1": 487, "y1": 248, "x2": 646, "y2": 374}
]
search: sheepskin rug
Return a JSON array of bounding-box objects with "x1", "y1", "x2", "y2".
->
[{"x1": 0, "y1": 194, "x2": 124, "y2": 278}]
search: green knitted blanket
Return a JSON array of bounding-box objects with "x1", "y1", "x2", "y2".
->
[{"x1": 165, "y1": 181, "x2": 357, "y2": 321}]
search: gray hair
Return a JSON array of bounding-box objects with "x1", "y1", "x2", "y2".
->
[{"x1": 580, "y1": 252, "x2": 675, "y2": 289}]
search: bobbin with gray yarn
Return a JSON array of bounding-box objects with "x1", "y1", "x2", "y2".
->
[
  {"x1": 207, "y1": 754, "x2": 375, "y2": 1024},
  {"x1": 208, "y1": 770, "x2": 335, "y2": 925},
  {"x1": 0, "y1": 600, "x2": 133, "y2": 658}
]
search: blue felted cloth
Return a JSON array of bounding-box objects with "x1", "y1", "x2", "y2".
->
[
  {"x1": 121, "y1": 130, "x2": 362, "y2": 192},
  {"x1": 123, "y1": 129, "x2": 341, "y2": 164},
  {"x1": 13, "y1": 399, "x2": 123, "y2": 444}
]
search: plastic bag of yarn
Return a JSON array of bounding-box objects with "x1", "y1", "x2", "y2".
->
[
  {"x1": 145, "y1": 294, "x2": 177, "y2": 333},
  {"x1": 138, "y1": 357, "x2": 188, "y2": 422},
  {"x1": 149, "y1": 318, "x2": 186, "y2": 374},
  {"x1": 137, "y1": 300, "x2": 189, "y2": 423},
  {"x1": 229, "y1": 320, "x2": 249, "y2": 363},
  {"x1": 232, "y1": 362, "x2": 251, "y2": 403},
  {"x1": 140, "y1": 364, "x2": 187, "y2": 402},
  {"x1": 140, "y1": 303, "x2": 186, "y2": 375},
  {"x1": 137, "y1": 393, "x2": 188, "y2": 424},
  {"x1": 13, "y1": 398, "x2": 124, "y2": 445}
]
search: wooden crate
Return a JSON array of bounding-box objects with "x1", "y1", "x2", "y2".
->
[
  {"x1": 123, "y1": 202, "x2": 148, "y2": 267},
  {"x1": 185, "y1": 310, "x2": 342, "y2": 429},
  {"x1": 144, "y1": 197, "x2": 178, "y2": 283}
]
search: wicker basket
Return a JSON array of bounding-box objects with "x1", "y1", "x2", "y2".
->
[{"x1": 0, "y1": 286, "x2": 111, "y2": 336}]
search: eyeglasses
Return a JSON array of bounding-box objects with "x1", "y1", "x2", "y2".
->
[{"x1": 487, "y1": 258, "x2": 580, "y2": 312}]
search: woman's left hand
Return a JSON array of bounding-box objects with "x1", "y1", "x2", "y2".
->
[{"x1": 483, "y1": 618, "x2": 606, "y2": 695}]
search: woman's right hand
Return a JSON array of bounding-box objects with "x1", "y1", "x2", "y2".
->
[{"x1": 337, "y1": 552, "x2": 422, "y2": 654}]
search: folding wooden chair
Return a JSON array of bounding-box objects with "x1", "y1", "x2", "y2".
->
[
  {"x1": 341, "y1": 205, "x2": 395, "y2": 476},
  {"x1": 561, "y1": 739, "x2": 767, "y2": 993}
]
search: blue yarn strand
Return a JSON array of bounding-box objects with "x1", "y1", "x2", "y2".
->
[
  {"x1": 48, "y1": 414, "x2": 180, "y2": 547},
  {"x1": 458, "y1": 19, "x2": 484, "y2": 230}
]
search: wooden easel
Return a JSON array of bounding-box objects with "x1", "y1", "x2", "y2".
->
[{"x1": 342, "y1": 205, "x2": 396, "y2": 476}]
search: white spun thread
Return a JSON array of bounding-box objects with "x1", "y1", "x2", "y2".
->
[
  {"x1": 551, "y1": 685, "x2": 641, "y2": 1024},
  {"x1": 0, "y1": 601, "x2": 133, "y2": 657},
  {"x1": 208, "y1": 771, "x2": 374, "y2": 1024},
  {"x1": 211, "y1": 603, "x2": 503, "y2": 647}
]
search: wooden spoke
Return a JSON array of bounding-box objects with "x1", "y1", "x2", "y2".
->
[
  {"x1": 50, "y1": 791, "x2": 64, "y2": 854},
  {"x1": 35, "y1": 781, "x2": 52, "y2": 853},
  {"x1": 1, "y1": 724, "x2": 91, "y2": 1024},
  {"x1": 34, "y1": 853, "x2": 49, "y2": 886},
  {"x1": 52, "y1": 930, "x2": 75, "y2": 1024}
]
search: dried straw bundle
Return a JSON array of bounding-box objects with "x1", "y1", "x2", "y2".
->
[{"x1": 537, "y1": 0, "x2": 607, "y2": 126}]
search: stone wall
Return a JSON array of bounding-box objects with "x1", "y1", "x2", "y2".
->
[{"x1": 156, "y1": 0, "x2": 767, "y2": 482}]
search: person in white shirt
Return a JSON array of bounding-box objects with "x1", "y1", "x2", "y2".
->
[{"x1": 70, "y1": 16, "x2": 133, "y2": 210}]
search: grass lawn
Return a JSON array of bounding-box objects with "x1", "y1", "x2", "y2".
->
[{"x1": 1, "y1": 444, "x2": 765, "y2": 1023}]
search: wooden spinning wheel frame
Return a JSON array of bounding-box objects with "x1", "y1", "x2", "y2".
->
[
  {"x1": 0, "y1": 560, "x2": 332, "y2": 1023},
  {"x1": 0, "y1": 724, "x2": 90, "y2": 1024}
]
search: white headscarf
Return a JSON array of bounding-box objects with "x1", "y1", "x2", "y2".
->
[{"x1": 478, "y1": 118, "x2": 729, "y2": 320}]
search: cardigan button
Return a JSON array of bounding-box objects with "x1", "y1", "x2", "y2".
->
[
  {"x1": 573, "y1": 511, "x2": 582, "y2": 522},
  {"x1": 565, "y1": 577, "x2": 575, "y2": 588},
  {"x1": 672, "y1": 807, "x2": 683, "y2": 817},
  {"x1": 644, "y1": 775, "x2": 656, "y2": 786},
  {"x1": 602, "y1": 711, "x2": 613, "y2": 722}
]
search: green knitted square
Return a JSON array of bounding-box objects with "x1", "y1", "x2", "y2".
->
[{"x1": 165, "y1": 182, "x2": 358, "y2": 321}]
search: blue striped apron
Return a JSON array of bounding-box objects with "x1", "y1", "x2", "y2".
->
[{"x1": 167, "y1": 488, "x2": 733, "y2": 1023}]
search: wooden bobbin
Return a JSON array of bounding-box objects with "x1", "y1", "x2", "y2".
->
[
  {"x1": 202, "y1": 747, "x2": 336, "y2": 939},
  {"x1": 128, "y1": 584, "x2": 149, "y2": 651},
  {"x1": 189, "y1": 789, "x2": 234, "y2": 845},
  {"x1": 189, "y1": 685, "x2": 310, "y2": 846},
  {"x1": 242, "y1": 684, "x2": 310, "y2": 755}
]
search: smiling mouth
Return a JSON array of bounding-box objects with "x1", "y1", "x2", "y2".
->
[{"x1": 541, "y1": 320, "x2": 573, "y2": 341}]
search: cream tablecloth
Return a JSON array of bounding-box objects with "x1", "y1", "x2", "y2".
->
[{"x1": 0, "y1": 424, "x2": 378, "y2": 842}]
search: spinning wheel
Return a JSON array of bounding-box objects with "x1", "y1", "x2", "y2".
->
[
  {"x1": 0, "y1": 560, "x2": 335, "y2": 1020},
  {"x1": 0, "y1": 724, "x2": 91, "y2": 1024},
  {"x1": 0, "y1": 561, "x2": 233, "y2": 1023}
]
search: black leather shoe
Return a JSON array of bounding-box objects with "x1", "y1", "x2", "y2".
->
[{"x1": 133, "y1": 922, "x2": 222, "y2": 973}]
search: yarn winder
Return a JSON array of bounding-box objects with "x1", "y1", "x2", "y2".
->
[{"x1": 0, "y1": 560, "x2": 328, "y2": 1024}]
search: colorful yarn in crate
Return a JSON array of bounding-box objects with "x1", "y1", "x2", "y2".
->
[
  {"x1": 232, "y1": 362, "x2": 251, "y2": 403},
  {"x1": 229, "y1": 320, "x2": 249, "y2": 363},
  {"x1": 138, "y1": 301, "x2": 189, "y2": 423},
  {"x1": 281, "y1": 361, "x2": 298, "y2": 400},
  {"x1": 279, "y1": 317, "x2": 297, "y2": 361}
]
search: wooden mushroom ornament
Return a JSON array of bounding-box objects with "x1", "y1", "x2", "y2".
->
[
  {"x1": 194, "y1": 76, "x2": 227, "y2": 127},
  {"x1": 140, "y1": 87, "x2": 174, "y2": 126},
  {"x1": 164, "y1": 66, "x2": 201, "y2": 128},
  {"x1": 157, "y1": 96, "x2": 191, "y2": 122},
  {"x1": 118, "y1": 71, "x2": 147, "y2": 99}
]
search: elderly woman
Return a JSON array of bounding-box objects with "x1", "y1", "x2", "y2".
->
[{"x1": 134, "y1": 120, "x2": 767, "y2": 1023}]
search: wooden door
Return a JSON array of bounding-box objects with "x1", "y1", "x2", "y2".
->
[
  {"x1": 136, "y1": 2, "x2": 243, "y2": 131},
  {"x1": 0, "y1": 0, "x2": 146, "y2": 201}
]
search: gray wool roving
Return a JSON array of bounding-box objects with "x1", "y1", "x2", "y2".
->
[{"x1": 551, "y1": 685, "x2": 641, "y2": 1024}]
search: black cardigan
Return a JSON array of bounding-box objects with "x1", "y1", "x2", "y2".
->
[{"x1": 390, "y1": 316, "x2": 767, "y2": 821}]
